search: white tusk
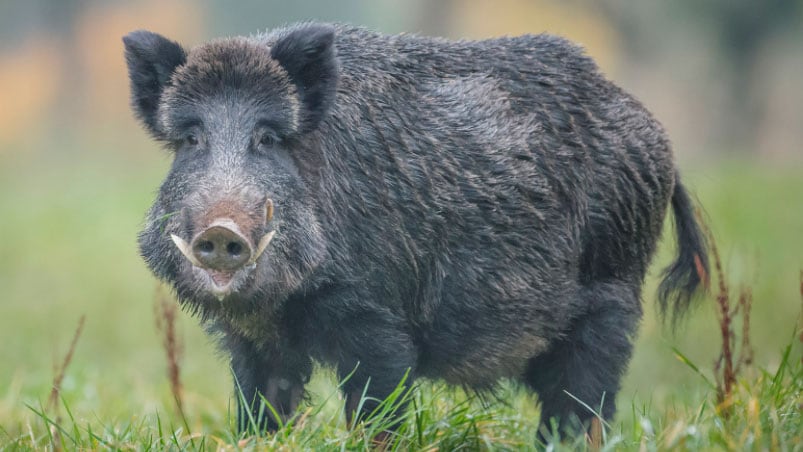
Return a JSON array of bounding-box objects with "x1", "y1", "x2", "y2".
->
[
  {"x1": 170, "y1": 234, "x2": 204, "y2": 267},
  {"x1": 250, "y1": 231, "x2": 276, "y2": 264}
]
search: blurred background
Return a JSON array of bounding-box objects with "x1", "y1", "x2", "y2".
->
[{"x1": 1, "y1": 0, "x2": 801, "y2": 432}]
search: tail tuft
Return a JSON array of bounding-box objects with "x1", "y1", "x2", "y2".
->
[{"x1": 658, "y1": 175, "x2": 710, "y2": 325}]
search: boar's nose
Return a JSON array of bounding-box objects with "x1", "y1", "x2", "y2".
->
[{"x1": 190, "y1": 220, "x2": 252, "y2": 272}]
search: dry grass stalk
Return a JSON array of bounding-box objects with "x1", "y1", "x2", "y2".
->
[
  {"x1": 588, "y1": 417, "x2": 602, "y2": 451},
  {"x1": 48, "y1": 315, "x2": 86, "y2": 411},
  {"x1": 47, "y1": 315, "x2": 86, "y2": 451},
  {"x1": 154, "y1": 286, "x2": 185, "y2": 416},
  {"x1": 736, "y1": 286, "x2": 754, "y2": 372},
  {"x1": 699, "y1": 220, "x2": 754, "y2": 417}
]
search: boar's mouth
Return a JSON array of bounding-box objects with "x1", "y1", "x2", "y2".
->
[
  {"x1": 169, "y1": 230, "x2": 275, "y2": 297},
  {"x1": 167, "y1": 198, "x2": 277, "y2": 298}
]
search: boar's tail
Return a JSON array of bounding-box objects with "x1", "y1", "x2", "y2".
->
[{"x1": 657, "y1": 174, "x2": 710, "y2": 325}]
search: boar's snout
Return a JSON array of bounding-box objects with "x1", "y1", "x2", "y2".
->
[
  {"x1": 191, "y1": 219, "x2": 252, "y2": 272},
  {"x1": 168, "y1": 198, "x2": 277, "y2": 278}
]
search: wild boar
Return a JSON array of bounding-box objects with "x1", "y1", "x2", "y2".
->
[{"x1": 124, "y1": 22, "x2": 708, "y2": 440}]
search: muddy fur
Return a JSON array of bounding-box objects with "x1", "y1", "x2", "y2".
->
[{"x1": 124, "y1": 23, "x2": 709, "y2": 437}]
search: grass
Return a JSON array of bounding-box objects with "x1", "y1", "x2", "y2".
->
[
  {"x1": 5, "y1": 336, "x2": 802, "y2": 450},
  {"x1": 1, "y1": 145, "x2": 801, "y2": 450}
]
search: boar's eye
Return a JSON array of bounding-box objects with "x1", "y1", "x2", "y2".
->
[
  {"x1": 185, "y1": 133, "x2": 199, "y2": 146},
  {"x1": 257, "y1": 131, "x2": 279, "y2": 150}
]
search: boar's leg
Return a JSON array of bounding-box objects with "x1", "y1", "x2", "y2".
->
[
  {"x1": 304, "y1": 289, "x2": 417, "y2": 434},
  {"x1": 523, "y1": 282, "x2": 641, "y2": 444},
  {"x1": 338, "y1": 335, "x2": 416, "y2": 437},
  {"x1": 336, "y1": 320, "x2": 417, "y2": 433},
  {"x1": 227, "y1": 335, "x2": 311, "y2": 434}
]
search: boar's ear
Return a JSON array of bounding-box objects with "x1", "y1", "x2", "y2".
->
[
  {"x1": 271, "y1": 24, "x2": 339, "y2": 134},
  {"x1": 123, "y1": 30, "x2": 186, "y2": 136}
]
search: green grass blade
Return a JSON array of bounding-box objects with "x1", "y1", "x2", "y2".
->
[{"x1": 672, "y1": 346, "x2": 716, "y2": 389}]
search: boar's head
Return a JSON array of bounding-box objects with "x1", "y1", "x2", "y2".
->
[{"x1": 124, "y1": 25, "x2": 337, "y2": 316}]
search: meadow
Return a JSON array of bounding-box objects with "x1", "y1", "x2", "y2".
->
[{"x1": 0, "y1": 144, "x2": 801, "y2": 450}]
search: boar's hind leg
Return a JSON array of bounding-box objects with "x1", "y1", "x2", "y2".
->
[
  {"x1": 228, "y1": 337, "x2": 311, "y2": 434},
  {"x1": 524, "y1": 282, "x2": 641, "y2": 443}
]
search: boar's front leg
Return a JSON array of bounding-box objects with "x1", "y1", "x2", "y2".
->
[
  {"x1": 338, "y1": 321, "x2": 417, "y2": 434},
  {"x1": 309, "y1": 289, "x2": 417, "y2": 433},
  {"x1": 227, "y1": 334, "x2": 311, "y2": 434}
]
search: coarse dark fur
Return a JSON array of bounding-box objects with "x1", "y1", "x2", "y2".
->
[{"x1": 124, "y1": 22, "x2": 709, "y2": 440}]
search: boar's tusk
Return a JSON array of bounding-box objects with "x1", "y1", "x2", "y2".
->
[
  {"x1": 170, "y1": 234, "x2": 204, "y2": 267},
  {"x1": 250, "y1": 231, "x2": 276, "y2": 264},
  {"x1": 265, "y1": 198, "x2": 274, "y2": 223}
]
